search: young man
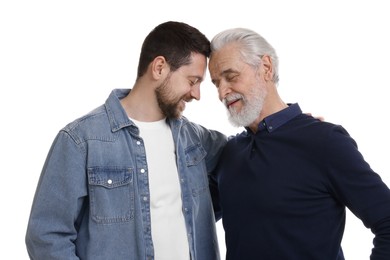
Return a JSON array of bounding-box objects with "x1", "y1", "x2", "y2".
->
[
  {"x1": 208, "y1": 27, "x2": 390, "y2": 259},
  {"x1": 26, "y1": 21, "x2": 226, "y2": 260}
]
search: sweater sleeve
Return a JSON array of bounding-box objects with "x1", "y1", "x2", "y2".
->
[
  {"x1": 372, "y1": 217, "x2": 390, "y2": 259},
  {"x1": 324, "y1": 125, "x2": 390, "y2": 259}
]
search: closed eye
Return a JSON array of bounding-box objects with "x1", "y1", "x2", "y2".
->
[
  {"x1": 189, "y1": 77, "x2": 201, "y2": 86},
  {"x1": 226, "y1": 74, "x2": 238, "y2": 82}
]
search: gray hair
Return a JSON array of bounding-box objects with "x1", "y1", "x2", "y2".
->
[{"x1": 210, "y1": 28, "x2": 279, "y2": 84}]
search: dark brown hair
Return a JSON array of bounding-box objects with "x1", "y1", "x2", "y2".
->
[{"x1": 137, "y1": 21, "x2": 210, "y2": 79}]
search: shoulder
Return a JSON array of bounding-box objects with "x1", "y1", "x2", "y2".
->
[
  {"x1": 289, "y1": 114, "x2": 348, "y2": 138},
  {"x1": 60, "y1": 104, "x2": 114, "y2": 143},
  {"x1": 286, "y1": 114, "x2": 356, "y2": 153},
  {"x1": 177, "y1": 116, "x2": 225, "y2": 136}
]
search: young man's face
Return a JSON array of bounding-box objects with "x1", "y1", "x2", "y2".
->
[{"x1": 156, "y1": 52, "x2": 207, "y2": 119}]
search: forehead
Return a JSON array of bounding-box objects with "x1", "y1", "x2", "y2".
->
[
  {"x1": 177, "y1": 52, "x2": 207, "y2": 76},
  {"x1": 209, "y1": 43, "x2": 244, "y2": 76}
]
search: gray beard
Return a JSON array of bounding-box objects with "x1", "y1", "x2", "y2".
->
[{"x1": 226, "y1": 87, "x2": 266, "y2": 127}]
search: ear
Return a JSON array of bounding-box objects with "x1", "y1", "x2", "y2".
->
[
  {"x1": 261, "y1": 55, "x2": 273, "y2": 82},
  {"x1": 151, "y1": 56, "x2": 169, "y2": 80}
]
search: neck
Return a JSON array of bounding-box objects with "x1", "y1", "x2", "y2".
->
[
  {"x1": 248, "y1": 93, "x2": 288, "y2": 133},
  {"x1": 120, "y1": 83, "x2": 165, "y2": 122}
]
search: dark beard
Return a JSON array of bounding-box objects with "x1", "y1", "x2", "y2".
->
[{"x1": 155, "y1": 76, "x2": 181, "y2": 119}]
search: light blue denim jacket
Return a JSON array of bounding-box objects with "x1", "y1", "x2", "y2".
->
[{"x1": 26, "y1": 89, "x2": 227, "y2": 260}]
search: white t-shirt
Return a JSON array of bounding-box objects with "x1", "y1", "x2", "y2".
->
[{"x1": 131, "y1": 118, "x2": 190, "y2": 260}]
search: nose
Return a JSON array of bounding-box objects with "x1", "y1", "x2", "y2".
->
[
  {"x1": 190, "y1": 84, "x2": 201, "y2": 101},
  {"x1": 218, "y1": 81, "x2": 230, "y2": 101}
]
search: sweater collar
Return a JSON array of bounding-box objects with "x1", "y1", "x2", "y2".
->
[{"x1": 248, "y1": 103, "x2": 302, "y2": 133}]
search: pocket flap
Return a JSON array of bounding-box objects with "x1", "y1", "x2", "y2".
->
[
  {"x1": 185, "y1": 143, "x2": 206, "y2": 166},
  {"x1": 88, "y1": 167, "x2": 133, "y2": 188}
]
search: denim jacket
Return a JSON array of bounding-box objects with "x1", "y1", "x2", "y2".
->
[{"x1": 26, "y1": 89, "x2": 227, "y2": 260}]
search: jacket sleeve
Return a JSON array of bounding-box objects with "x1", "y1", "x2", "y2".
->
[
  {"x1": 25, "y1": 131, "x2": 87, "y2": 259},
  {"x1": 209, "y1": 166, "x2": 222, "y2": 221},
  {"x1": 191, "y1": 123, "x2": 227, "y2": 221},
  {"x1": 193, "y1": 123, "x2": 227, "y2": 173},
  {"x1": 325, "y1": 125, "x2": 390, "y2": 259}
]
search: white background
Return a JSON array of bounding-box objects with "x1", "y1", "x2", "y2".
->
[{"x1": 1, "y1": 0, "x2": 389, "y2": 259}]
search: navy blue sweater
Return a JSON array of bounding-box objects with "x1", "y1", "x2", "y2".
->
[{"x1": 210, "y1": 104, "x2": 390, "y2": 260}]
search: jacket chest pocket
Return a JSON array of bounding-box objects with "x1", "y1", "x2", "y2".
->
[
  {"x1": 88, "y1": 167, "x2": 134, "y2": 224},
  {"x1": 185, "y1": 143, "x2": 208, "y2": 196}
]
